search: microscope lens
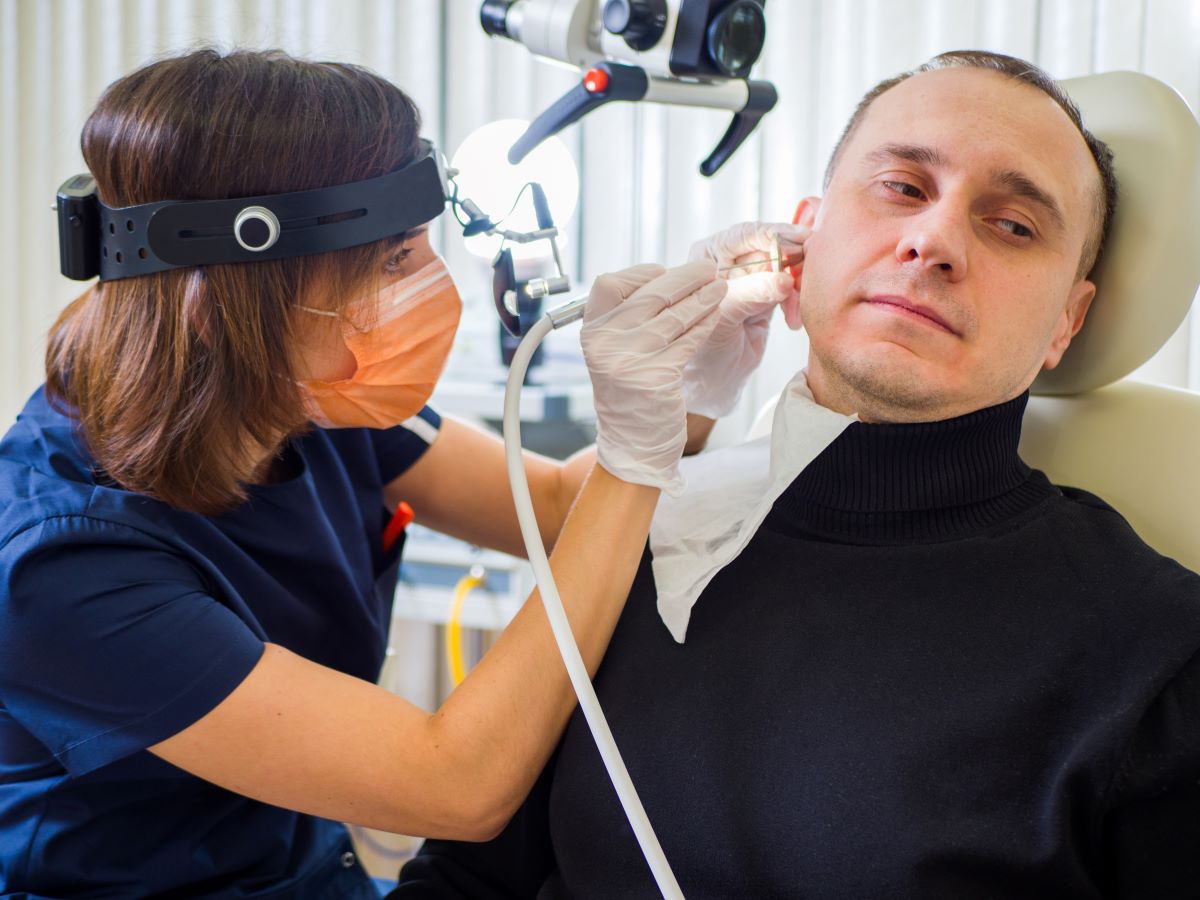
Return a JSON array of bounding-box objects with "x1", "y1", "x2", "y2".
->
[{"x1": 707, "y1": 2, "x2": 765, "y2": 78}]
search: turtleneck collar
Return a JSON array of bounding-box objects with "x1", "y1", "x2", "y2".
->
[{"x1": 766, "y1": 391, "x2": 1058, "y2": 544}]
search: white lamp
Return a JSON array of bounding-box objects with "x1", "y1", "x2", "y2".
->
[{"x1": 451, "y1": 119, "x2": 579, "y2": 261}]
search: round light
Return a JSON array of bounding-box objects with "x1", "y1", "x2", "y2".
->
[{"x1": 451, "y1": 119, "x2": 579, "y2": 260}]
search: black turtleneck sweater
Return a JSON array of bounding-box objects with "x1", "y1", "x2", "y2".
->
[{"x1": 394, "y1": 395, "x2": 1200, "y2": 899}]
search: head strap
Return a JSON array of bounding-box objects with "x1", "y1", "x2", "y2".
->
[{"x1": 57, "y1": 139, "x2": 449, "y2": 282}]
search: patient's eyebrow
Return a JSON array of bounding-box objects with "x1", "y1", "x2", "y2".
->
[
  {"x1": 864, "y1": 143, "x2": 948, "y2": 169},
  {"x1": 991, "y1": 169, "x2": 1066, "y2": 233}
]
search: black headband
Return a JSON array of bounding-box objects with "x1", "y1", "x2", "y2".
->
[{"x1": 56, "y1": 138, "x2": 449, "y2": 282}]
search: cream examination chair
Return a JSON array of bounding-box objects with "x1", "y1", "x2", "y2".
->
[{"x1": 750, "y1": 71, "x2": 1200, "y2": 573}]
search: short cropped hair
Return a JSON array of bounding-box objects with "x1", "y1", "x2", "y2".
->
[{"x1": 822, "y1": 50, "x2": 1118, "y2": 280}]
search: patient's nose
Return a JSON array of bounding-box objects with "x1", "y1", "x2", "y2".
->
[{"x1": 895, "y1": 204, "x2": 968, "y2": 281}]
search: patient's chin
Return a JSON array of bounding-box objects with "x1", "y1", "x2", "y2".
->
[{"x1": 825, "y1": 349, "x2": 958, "y2": 422}]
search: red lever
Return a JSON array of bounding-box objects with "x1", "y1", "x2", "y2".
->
[{"x1": 583, "y1": 67, "x2": 609, "y2": 94}]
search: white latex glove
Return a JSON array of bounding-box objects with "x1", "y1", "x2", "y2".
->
[
  {"x1": 682, "y1": 221, "x2": 809, "y2": 419},
  {"x1": 581, "y1": 260, "x2": 727, "y2": 496}
]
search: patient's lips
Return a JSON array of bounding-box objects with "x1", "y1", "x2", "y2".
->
[{"x1": 865, "y1": 295, "x2": 959, "y2": 335}]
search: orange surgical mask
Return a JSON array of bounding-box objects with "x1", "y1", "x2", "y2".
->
[{"x1": 297, "y1": 257, "x2": 462, "y2": 429}]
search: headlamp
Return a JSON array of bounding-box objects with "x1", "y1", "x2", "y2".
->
[
  {"x1": 55, "y1": 139, "x2": 451, "y2": 282},
  {"x1": 55, "y1": 134, "x2": 574, "y2": 340}
]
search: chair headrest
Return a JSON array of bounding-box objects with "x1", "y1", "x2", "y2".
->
[{"x1": 1033, "y1": 71, "x2": 1200, "y2": 395}]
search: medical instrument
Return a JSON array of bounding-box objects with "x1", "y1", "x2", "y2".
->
[
  {"x1": 55, "y1": 138, "x2": 574, "y2": 330},
  {"x1": 504, "y1": 250, "x2": 780, "y2": 895},
  {"x1": 502, "y1": 291, "x2": 684, "y2": 899},
  {"x1": 489, "y1": 182, "x2": 572, "y2": 338},
  {"x1": 712, "y1": 230, "x2": 802, "y2": 294},
  {"x1": 446, "y1": 565, "x2": 488, "y2": 686},
  {"x1": 717, "y1": 250, "x2": 804, "y2": 274},
  {"x1": 479, "y1": 0, "x2": 777, "y2": 176}
]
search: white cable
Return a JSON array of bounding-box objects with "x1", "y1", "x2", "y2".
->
[{"x1": 503, "y1": 308, "x2": 684, "y2": 900}]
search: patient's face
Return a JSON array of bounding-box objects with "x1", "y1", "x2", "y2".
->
[{"x1": 799, "y1": 67, "x2": 1099, "y2": 422}]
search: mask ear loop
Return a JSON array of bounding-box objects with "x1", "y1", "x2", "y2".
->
[{"x1": 295, "y1": 301, "x2": 378, "y2": 339}]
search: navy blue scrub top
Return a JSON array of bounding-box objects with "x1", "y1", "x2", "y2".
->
[{"x1": 0, "y1": 386, "x2": 441, "y2": 898}]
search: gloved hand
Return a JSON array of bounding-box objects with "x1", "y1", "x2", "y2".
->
[
  {"x1": 581, "y1": 261, "x2": 727, "y2": 495},
  {"x1": 682, "y1": 222, "x2": 809, "y2": 419}
]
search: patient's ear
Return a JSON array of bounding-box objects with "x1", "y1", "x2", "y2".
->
[
  {"x1": 792, "y1": 196, "x2": 820, "y2": 230},
  {"x1": 1042, "y1": 279, "x2": 1096, "y2": 370},
  {"x1": 781, "y1": 197, "x2": 821, "y2": 330}
]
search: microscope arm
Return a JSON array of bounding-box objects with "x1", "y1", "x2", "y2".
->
[{"x1": 508, "y1": 61, "x2": 776, "y2": 176}]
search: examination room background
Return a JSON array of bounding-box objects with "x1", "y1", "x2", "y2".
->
[
  {"x1": 2, "y1": 0, "x2": 1200, "y2": 440},
  {"x1": 2, "y1": 0, "x2": 1198, "y2": 879}
]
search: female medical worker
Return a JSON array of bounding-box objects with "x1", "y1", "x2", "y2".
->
[{"x1": 0, "y1": 48, "x2": 801, "y2": 897}]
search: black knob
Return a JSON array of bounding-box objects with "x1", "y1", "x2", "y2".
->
[
  {"x1": 479, "y1": 0, "x2": 515, "y2": 38},
  {"x1": 602, "y1": 0, "x2": 667, "y2": 52}
]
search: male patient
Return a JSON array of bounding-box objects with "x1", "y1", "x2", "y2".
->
[{"x1": 393, "y1": 51, "x2": 1200, "y2": 897}]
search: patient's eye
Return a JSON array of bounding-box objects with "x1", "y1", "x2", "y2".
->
[
  {"x1": 995, "y1": 218, "x2": 1034, "y2": 239},
  {"x1": 882, "y1": 180, "x2": 925, "y2": 200}
]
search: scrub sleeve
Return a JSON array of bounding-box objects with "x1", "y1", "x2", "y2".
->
[{"x1": 0, "y1": 518, "x2": 264, "y2": 778}]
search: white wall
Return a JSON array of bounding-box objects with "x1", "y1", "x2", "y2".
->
[{"x1": 2, "y1": 0, "x2": 1198, "y2": 438}]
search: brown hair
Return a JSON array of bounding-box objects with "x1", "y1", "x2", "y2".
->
[
  {"x1": 822, "y1": 50, "x2": 1118, "y2": 280},
  {"x1": 46, "y1": 47, "x2": 422, "y2": 514}
]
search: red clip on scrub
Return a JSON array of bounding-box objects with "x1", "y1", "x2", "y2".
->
[{"x1": 382, "y1": 501, "x2": 414, "y2": 553}]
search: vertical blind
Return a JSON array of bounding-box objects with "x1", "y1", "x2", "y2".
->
[{"x1": 1, "y1": 0, "x2": 1198, "y2": 434}]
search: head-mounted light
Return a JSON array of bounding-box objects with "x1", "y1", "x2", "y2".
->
[{"x1": 56, "y1": 138, "x2": 451, "y2": 282}]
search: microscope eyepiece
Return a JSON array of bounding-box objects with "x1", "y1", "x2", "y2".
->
[
  {"x1": 480, "y1": 0, "x2": 516, "y2": 38},
  {"x1": 602, "y1": 0, "x2": 668, "y2": 52}
]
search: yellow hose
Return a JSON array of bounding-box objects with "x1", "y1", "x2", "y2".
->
[{"x1": 445, "y1": 565, "x2": 486, "y2": 686}]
